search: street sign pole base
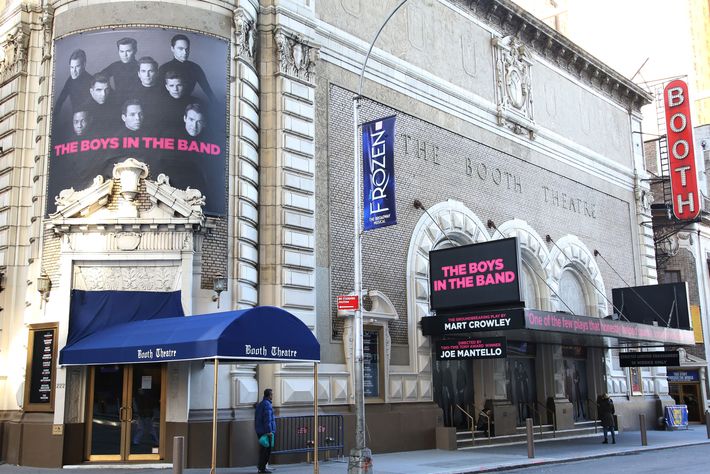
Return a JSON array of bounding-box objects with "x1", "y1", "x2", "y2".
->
[{"x1": 347, "y1": 447, "x2": 373, "y2": 474}]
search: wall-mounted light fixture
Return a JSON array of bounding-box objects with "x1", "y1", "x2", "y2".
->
[
  {"x1": 37, "y1": 271, "x2": 51, "y2": 309},
  {"x1": 212, "y1": 275, "x2": 227, "y2": 308}
]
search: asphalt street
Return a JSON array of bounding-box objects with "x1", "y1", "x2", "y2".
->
[{"x1": 504, "y1": 443, "x2": 710, "y2": 473}]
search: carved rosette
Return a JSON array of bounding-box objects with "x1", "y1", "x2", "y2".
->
[
  {"x1": 493, "y1": 36, "x2": 536, "y2": 139},
  {"x1": 234, "y1": 8, "x2": 256, "y2": 62},
  {"x1": 0, "y1": 24, "x2": 30, "y2": 83},
  {"x1": 274, "y1": 30, "x2": 318, "y2": 84}
]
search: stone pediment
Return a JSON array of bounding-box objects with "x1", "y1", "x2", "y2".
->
[{"x1": 47, "y1": 159, "x2": 206, "y2": 233}]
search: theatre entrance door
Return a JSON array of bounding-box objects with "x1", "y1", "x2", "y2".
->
[{"x1": 85, "y1": 363, "x2": 166, "y2": 461}]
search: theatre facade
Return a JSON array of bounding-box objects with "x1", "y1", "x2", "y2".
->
[{"x1": 0, "y1": 0, "x2": 697, "y2": 468}]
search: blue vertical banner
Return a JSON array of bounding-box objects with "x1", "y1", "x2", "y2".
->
[{"x1": 362, "y1": 116, "x2": 397, "y2": 230}]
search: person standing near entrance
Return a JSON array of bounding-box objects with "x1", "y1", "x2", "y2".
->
[
  {"x1": 597, "y1": 393, "x2": 616, "y2": 444},
  {"x1": 255, "y1": 388, "x2": 276, "y2": 473}
]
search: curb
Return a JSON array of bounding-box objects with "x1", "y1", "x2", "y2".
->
[{"x1": 464, "y1": 439, "x2": 710, "y2": 473}]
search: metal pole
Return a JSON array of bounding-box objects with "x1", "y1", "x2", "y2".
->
[
  {"x1": 211, "y1": 359, "x2": 219, "y2": 474},
  {"x1": 314, "y1": 362, "x2": 319, "y2": 474},
  {"x1": 639, "y1": 413, "x2": 647, "y2": 446},
  {"x1": 705, "y1": 410, "x2": 710, "y2": 439},
  {"x1": 172, "y1": 436, "x2": 185, "y2": 474},
  {"x1": 526, "y1": 418, "x2": 535, "y2": 458},
  {"x1": 349, "y1": 3, "x2": 410, "y2": 473}
]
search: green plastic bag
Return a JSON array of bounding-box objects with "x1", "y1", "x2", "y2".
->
[{"x1": 259, "y1": 433, "x2": 274, "y2": 448}]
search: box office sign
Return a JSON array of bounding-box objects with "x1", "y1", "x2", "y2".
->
[
  {"x1": 429, "y1": 237, "x2": 522, "y2": 311},
  {"x1": 667, "y1": 370, "x2": 699, "y2": 383},
  {"x1": 436, "y1": 336, "x2": 507, "y2": 361},
  {"x1": 420, "y1": 307, "x2": 525, "y2": 336},
  {"x1": 47, "y1": 28, "x2": 228, "y2": 216},
  {"x1": 619, "y1": 351, "x2": 680, "y2": 367}
]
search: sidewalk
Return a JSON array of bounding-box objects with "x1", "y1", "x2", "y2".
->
[{"x1": 1, "y1": 427, "x2": 709, "y2": 474}]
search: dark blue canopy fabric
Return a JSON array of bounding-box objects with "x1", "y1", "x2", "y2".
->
[
  {"x1": 59, "y1": 306, "x2": 320, "y2": 365},
  {"x1": 68, "y1": 290, "x2": 184, "y2": 346}
]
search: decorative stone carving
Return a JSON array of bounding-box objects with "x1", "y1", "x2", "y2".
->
[
  {"x1": 115, "y1": 232, "x2": 142, "y2": 251},
  {"x1": 41, "y1": 6, "x2": 54, "y2": 62},
  {"x1": 155, "y1": 173, "x2": 206, "y2": 210},
  {"x1": 274, "y1": 30, "x2": 318, "y2": 83},
  {"x1": 493, "y1": 36, "x2": 535, "y2": 139},
  {"x1": 113, "y1": 158, "x2": 149, "y2": 202},
  {"x1": 76, "y1": 265, "x2": 180, "y2": 292},
  {"x1": 0, "y1": 25, "x2": 29, "y2": 82},
  {"x1": 54, "y1": 175, "x2": 108, "y2": 211},
  {"x1": 234, "y1": 8, "x2": 256, "y2": 61}
]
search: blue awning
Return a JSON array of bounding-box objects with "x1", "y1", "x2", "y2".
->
[{"x1": 59, "y1": 306, "x2": 320, "y2": 365}]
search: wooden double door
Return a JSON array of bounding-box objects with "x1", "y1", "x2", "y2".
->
[{"x1": 85, "y1": 364, "x2": 166, "y2": 461}]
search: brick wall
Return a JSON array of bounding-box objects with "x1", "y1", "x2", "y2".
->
[{"x1": 327, "y1": 85, "x2": 639, "y2": 344}]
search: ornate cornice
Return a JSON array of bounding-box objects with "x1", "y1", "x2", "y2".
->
[
  {"x1": 458, "y1": 0, "x2": 652, "y2": 111},
  {"x1": 273, "y1": 28, "x2": 318, "y2": 84}
]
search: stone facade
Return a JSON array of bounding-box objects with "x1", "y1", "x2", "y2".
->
[{"x1": 0, "y1": 0, "x2": 678, "y2": 468}]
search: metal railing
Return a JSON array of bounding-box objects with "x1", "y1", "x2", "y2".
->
[
  {"x1": 455, "y1": 404, "x2": 477, "y2": 446},
  {"x1": 534, "y1": 401, "x2": 556, "y2": 438},
  {"x1": 523, "y1": 403, "x2": 544, "y2": 436},
  {"x1": 272, "y1": 415, "x2": 344, "y2": 460},
  {"x1": 456, "y1": 405, "x2": 491, "y2": 445}
]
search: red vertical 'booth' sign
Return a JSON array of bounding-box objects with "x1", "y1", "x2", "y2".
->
[{"x1": 664, "y1": 79, "x2": 700, "y2": 220}]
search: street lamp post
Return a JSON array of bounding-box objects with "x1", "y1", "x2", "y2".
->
[{"x1": 349, "y1": 2, "x2": 410, "y2": 473}]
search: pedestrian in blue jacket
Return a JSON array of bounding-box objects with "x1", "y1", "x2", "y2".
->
[{"x1": 255, "y1": 388, "x2": 276, "y2": 473}]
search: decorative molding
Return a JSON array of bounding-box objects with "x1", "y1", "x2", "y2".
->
[
  {"x1": 41, "y1": 6, "x2": 54, "y2": 62},
  {"x1": 274, "y1": 29, "x2": 318, "y2": 84},
  {"x1": 0, "y1": 23, "x2": 29, "y2": 84},
  {"x1": 75, "y1": 265, "x2": 180, "y2": 291},
  {"x1": 493, "y1": 36, "x2": 535, "y2": 139},
  {"x1": 456, "y1": 0, "x2": 651, "y2": 111},
  {"x1": 234, "y1": 7, "x2": 256, "y2": 62},
  {"x1": 52, "y1": 175, "x2": 112, "y2": 217}
]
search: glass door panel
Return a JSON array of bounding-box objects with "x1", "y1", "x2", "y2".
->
[
  {"x1": 88, "y1": 365, "x2": 124, "y2": 459},
  {"x1": 128, "y1": 364, "x2": 163, "y2": 458},
  {"x1": 86, "y1": 364, "x2": 164, "y2": 461}
]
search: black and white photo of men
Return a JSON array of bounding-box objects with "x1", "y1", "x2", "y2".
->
[
  {"x1": 99, "y1": 37, "x2": 141, "y2": 101},
  {"x1": 133, "y1": 56, "x2": 161, "y2": 127},
  {"x1": 71, "y1": 109, "x2": 92, "y2": 138},
  {"x1": 54, "y1": 49, "x2": 94, "y2": 115},
  {"x1": 183, "y1": 103, "x2": 207, "y2": 138},
  {"x1": 48, "y1": 28, "x2": 228, "y2": 216},
  {"x1": 161, "y1": 71, "x2": 200, "y2": 129},
  {"x1": 114, "y1": 99, "x2": 146, "y2": 137},
  {"x1": 158, "y1": 34, "x2": 216, "y2": 103}
]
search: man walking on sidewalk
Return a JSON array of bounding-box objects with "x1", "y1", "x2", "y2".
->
[
  {"x1": 597, "y1": 393, "x2": 616, "y2": 444},
  {"x1": 255, "y1": 388, "x2": 276, "y2": 473}
]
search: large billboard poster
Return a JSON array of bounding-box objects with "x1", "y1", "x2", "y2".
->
[
  {"x1": 48, "y1": 28, "x2": 228, "y2": 216},
  {"x1": 429, "y1": 237, "x2": 523, "y2": 312}
]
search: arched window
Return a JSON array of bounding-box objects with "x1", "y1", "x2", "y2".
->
[
  {"x1": 558, "y1": 267, "x2": 588, "y2": 315},
  {"x1": 520, "y1": 261, "x2": 539, "y2": 309}
]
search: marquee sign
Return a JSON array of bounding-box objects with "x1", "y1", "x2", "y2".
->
[
  {"x1": 435, "y1": 337, "x2": 507, "y2": 361},
  {"x1": 664, "y1": 79, "x2": 700, "y2": 221},
  {"x1": 428, "y1": 237, "x2": 522, "y2": 311},
  {"x1": 420, "y1": 307, "x2": 525, "y2": 336},
  {"x1": 619, "y1": 351, "x2": 680, "y2": 367}
]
